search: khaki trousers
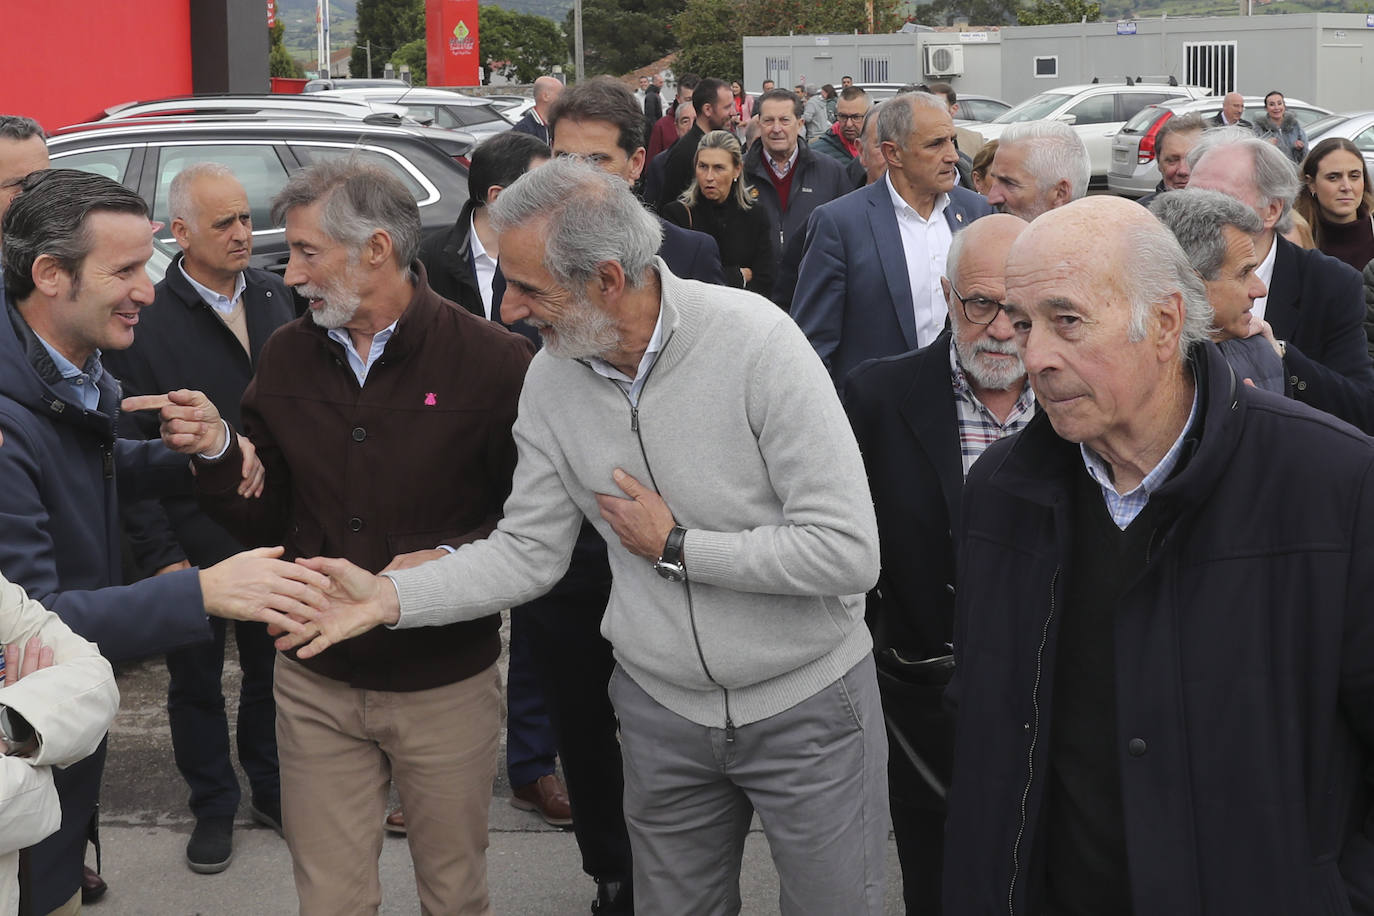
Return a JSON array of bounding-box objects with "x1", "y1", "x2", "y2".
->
[{"x1": 274, "y1": 657, "x2": 501, "y2": 916}]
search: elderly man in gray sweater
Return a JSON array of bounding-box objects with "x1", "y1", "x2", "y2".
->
[{"x1": 280, "y1": 158, "x2": 889, "y2": 915}]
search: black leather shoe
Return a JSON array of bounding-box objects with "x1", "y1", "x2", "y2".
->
[
  {"x1": 250, "y1": 797, "x2": 284, "y2": 837},
  {"x1": 186, "y1": 816, "x2": 234, "y2": 874},
  {"x1": 591, "y1": 879, "x2": 633, "y2": 914},
  {"x1": 81, "y1": 866, "x2": 107, "y2": 904}
]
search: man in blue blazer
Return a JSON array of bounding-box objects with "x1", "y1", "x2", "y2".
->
[{"x1": 791, "y1": 93, "x2": 992, "y2": 385}]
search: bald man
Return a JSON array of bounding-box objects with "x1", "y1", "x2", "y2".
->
[
  {"x1": 512, "y1": 75, "x2": 564, "y2": 144},
  {"x1": 943, "y1": 195, "x2": 1374, "y2": 915},
  {"x1": 843, "y1": 213, "x2": 1031, "y2": 916},
  {"x1": 1209, "y1": 91, "x2": 1252, "y2": 129}
]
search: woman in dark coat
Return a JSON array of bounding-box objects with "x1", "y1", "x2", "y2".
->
[{"x1": 661, "y1": 130, "x2": 776, "y2": 298}]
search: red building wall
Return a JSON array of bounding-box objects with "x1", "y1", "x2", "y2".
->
[{"x1": 0, "y1": 0, "x2": 194, "y2": 131}]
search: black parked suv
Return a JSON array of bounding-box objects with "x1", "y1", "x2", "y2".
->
[{"x1": 46, "y1": 116, "x2": 474, "y2": 277}]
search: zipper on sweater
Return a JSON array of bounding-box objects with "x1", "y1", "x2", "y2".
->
[
  {"x1": 1008, "y1": 566, "x2": 1059, "y2": 916},
  {"x1": 599, "y1": 369, "x2": 733, "y2": 734}
]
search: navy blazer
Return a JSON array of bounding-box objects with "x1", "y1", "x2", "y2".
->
[
  {"x1": 791, "y1": 180, "x2": 992, "y2": 383},
  {"x1": 1265, "y1": 235, "x2": 1374, "y2": 432},
  {"x1": 845, "y1": 328, "x2": 1010, "y2": 814}
]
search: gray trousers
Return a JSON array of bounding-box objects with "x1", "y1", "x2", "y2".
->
[{"x1": 609, "y1": 655, "x2": 889, "y2": 916}]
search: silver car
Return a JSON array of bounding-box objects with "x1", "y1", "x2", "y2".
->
[
  {"x1": 1307, "y1": 112, "x2": 1374, "y2": 173},
  {"x1": 1108, "y1": 95, "x2": 1330, "y2": 197},
  {"x1": 313, "y1": 87, "x2": 514, "y2": 140},
  {"x1": 968, "y1": 81, "x2": 1212, "y2": 188}
]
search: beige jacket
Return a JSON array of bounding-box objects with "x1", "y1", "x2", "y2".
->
[{"x1": 0, "y1": 576, "x2": 119, "y2": 914}]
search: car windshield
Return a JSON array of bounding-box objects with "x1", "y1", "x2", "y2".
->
[{"x1": 993, "y1": 92, "x2": 1073, "y2": 124}]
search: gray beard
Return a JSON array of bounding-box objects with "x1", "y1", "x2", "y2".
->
[
  {"x1": 530, "y1": 296, "x2": 622, "y2": 361},
  {"x1": 957, "y1": 336, "x2": 1026, "y2": 391},
  {"x1": 300, "y1": 283, "x2": 361, "y2": 330}
]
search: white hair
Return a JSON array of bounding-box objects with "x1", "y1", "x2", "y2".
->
[{"x1": 998, "y1": 120, "x2": 1091, "y2": 200}]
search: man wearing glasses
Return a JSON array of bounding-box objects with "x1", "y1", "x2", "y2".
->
[
  {"x1": 810, "y1": 87, "x2": 870, "y2": 165},
  {"x1": 793, "y1": 92, "x2": 992, "y2": 385},
  {"x1": 841, "y1": 212, "x2": 1032, "y2": 916}
]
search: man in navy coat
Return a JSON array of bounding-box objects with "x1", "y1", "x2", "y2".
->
[
  {"x1": 843, "y1": 213, "x2": 1032, "y2": 916},
  {"x1": 792, "y1": 93, "x2": 992, "y2": 385},
  {"x1": 102, "y1": 163, "x2": 298, "y2": 875}
]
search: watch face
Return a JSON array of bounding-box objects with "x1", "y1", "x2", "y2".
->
[{"x1": 654, "y1": 560, "x2": 686, "y2": 582}]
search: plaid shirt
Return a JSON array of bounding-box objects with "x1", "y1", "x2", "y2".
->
[
  {"x1": 950, "y1": 341, "x2": 1036, "y2": 478},
  {"x1": 1081, "y1": 384, "x2": 1199, "y2": 529}
]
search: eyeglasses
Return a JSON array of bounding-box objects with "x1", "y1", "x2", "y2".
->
[
  {"x1": 835, "y1": 113, "x2": 865, "y2": 123},
  {"x1": 948, "y1": 282, "x2": 1006, "y2": 326}
]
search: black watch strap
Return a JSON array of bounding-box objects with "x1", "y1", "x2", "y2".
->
[{"x1": 660, "y1": 526, "x2": 687, "y2": 565}]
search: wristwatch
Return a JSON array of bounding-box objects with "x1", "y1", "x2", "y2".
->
[{"x1": 653, "y1": 526, "x2": 687, "y2": 582}]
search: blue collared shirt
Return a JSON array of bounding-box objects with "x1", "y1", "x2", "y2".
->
[
  {"x1": 35, "y1": 335, "x2": 104, "y2": 412},
  {"x1": 1080, "y1": 384, "x2": 1199, "y2": 530},
  {"x1": 178, "y1": 263, "x2": 246, "y2": 316},
  {"x1": 327, "y1": 322, "x2": 399, "y2": 386}
]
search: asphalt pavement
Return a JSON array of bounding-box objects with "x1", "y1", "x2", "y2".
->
[{"x1": 88, "y1": 616, "x2": 906, "y2": 914}]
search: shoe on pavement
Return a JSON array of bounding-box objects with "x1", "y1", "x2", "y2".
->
[
  {"x1": 186, "y1": 816, "x2": 234, "y2": 874},
  {"x1": 250, "y1": 797, "x2": 284, "y2": 837},
  {"x1": 510, "y1": 772, "x2": 573, "y2": 827},
  {"x1": 383, "y1": 808, "x2": 407, "y2": 835},
  {"x1": 591, "y1": 878, "x2": 633, "y2": 914},
  {"x1": 81, "y1": 866, "x2": 107, "y2": 904}
]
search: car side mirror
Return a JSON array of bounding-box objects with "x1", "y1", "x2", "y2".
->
[{"x1": 1057, "y1": 114, "x2": 1078, "y2": 126}]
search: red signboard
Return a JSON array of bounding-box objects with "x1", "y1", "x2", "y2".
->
[
  {"x1": 0, "y1": 0, "x2": 193, "y2": 130},
  {"x1": 426, "y1": 0, "x2": 480, "y2": 87},
  {"x1": 267, "y1": 0, "x2": 276, "y2": 28}
]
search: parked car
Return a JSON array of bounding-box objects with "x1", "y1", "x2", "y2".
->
[
  {"x1": 968, "y1": 81, "x2": 1213, "y2": 188},
  {"x1": 485, "y1": 95, "x2": 537, "y2": 122},
  {"x1": 852, "y1": 83, "x2": 1009, "y2": 122},
  {"x1": 1108, "y1": 94, "x2": 1331, "y2": 197},
  {"x1": 313, "y1": 87, "x2": 514, "y2": 139},
  {"x1": 302, "y1": 77, "x2": 410, "y2": 93},
  {"x1": 1306, "y1": 111, "x2": 1374, "y2": 173},
  {"x1": 46, "y1": 116, "x2": 473, "y2": 278},
  {"x1": 95, "y1": 94, "x2": 413, "y2": 126}
]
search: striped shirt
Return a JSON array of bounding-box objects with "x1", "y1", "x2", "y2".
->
[
  {"x1": 950, "y1": 340, "x2": 1036, "y2": 478},
  {"x1": 1080, "y1": 384, "x2": 1199, "y2": 530}
]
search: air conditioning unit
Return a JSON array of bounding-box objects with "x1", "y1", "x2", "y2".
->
[{"x1": 924, "y1": 44, "x2": 964, "y2": 77}]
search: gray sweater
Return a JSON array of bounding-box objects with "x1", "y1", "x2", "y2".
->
[{"x1": 385, "y1": 261, "x2": 879, "y2": 727}]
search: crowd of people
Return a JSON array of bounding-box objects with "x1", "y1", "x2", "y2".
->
[{"x1": 0, "y1": 66, "x2": 1372, "y2": 916}]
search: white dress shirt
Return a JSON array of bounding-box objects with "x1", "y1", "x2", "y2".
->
[
  {"x1": 1251, "y1": 232, "x2": 1279, "y2": 322},
  {"x1": 469, "y1": 214, "x2": 498, "y2": 320},
  {"x1": 886, "y1": 174, "x2": 953, "y2": 348}
]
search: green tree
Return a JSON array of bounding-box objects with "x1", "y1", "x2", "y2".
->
[
  {"x1": 566, "y1": 0, "x2": 686, "y2": 77},
  {"x1": 1017, "y1": 0, "x2": 1101, "y2": 23},
  {"x1": 350, "y1": 0, "x2": 424, "y2": 78},
  {"x1": 479, "y1": 6, "x2": 566, "y2": 85},
  {"x1": 735, "y1": 0, "x2": 904, "y2": 35},
  {"x1": 672, "y1": 0, "x2": 741, "y2": 82},
  {"x1": 269, "y1": 21, "x2": 306, "y2": 79},
  {"x1": 914, "y1": 0, "x2": 1022, "y2": 26},
  {"x1": 390, "y1": 37, "x2": 427, "y2": 85}
]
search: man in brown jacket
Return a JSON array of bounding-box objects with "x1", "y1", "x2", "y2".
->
[{"x1": 149, "y1": 161, "x2": 533, "y2": 915}]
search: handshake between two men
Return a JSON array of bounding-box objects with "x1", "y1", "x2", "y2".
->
[{"x1": 122, "y1": 389, "x2": 421, "y2": 657}]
